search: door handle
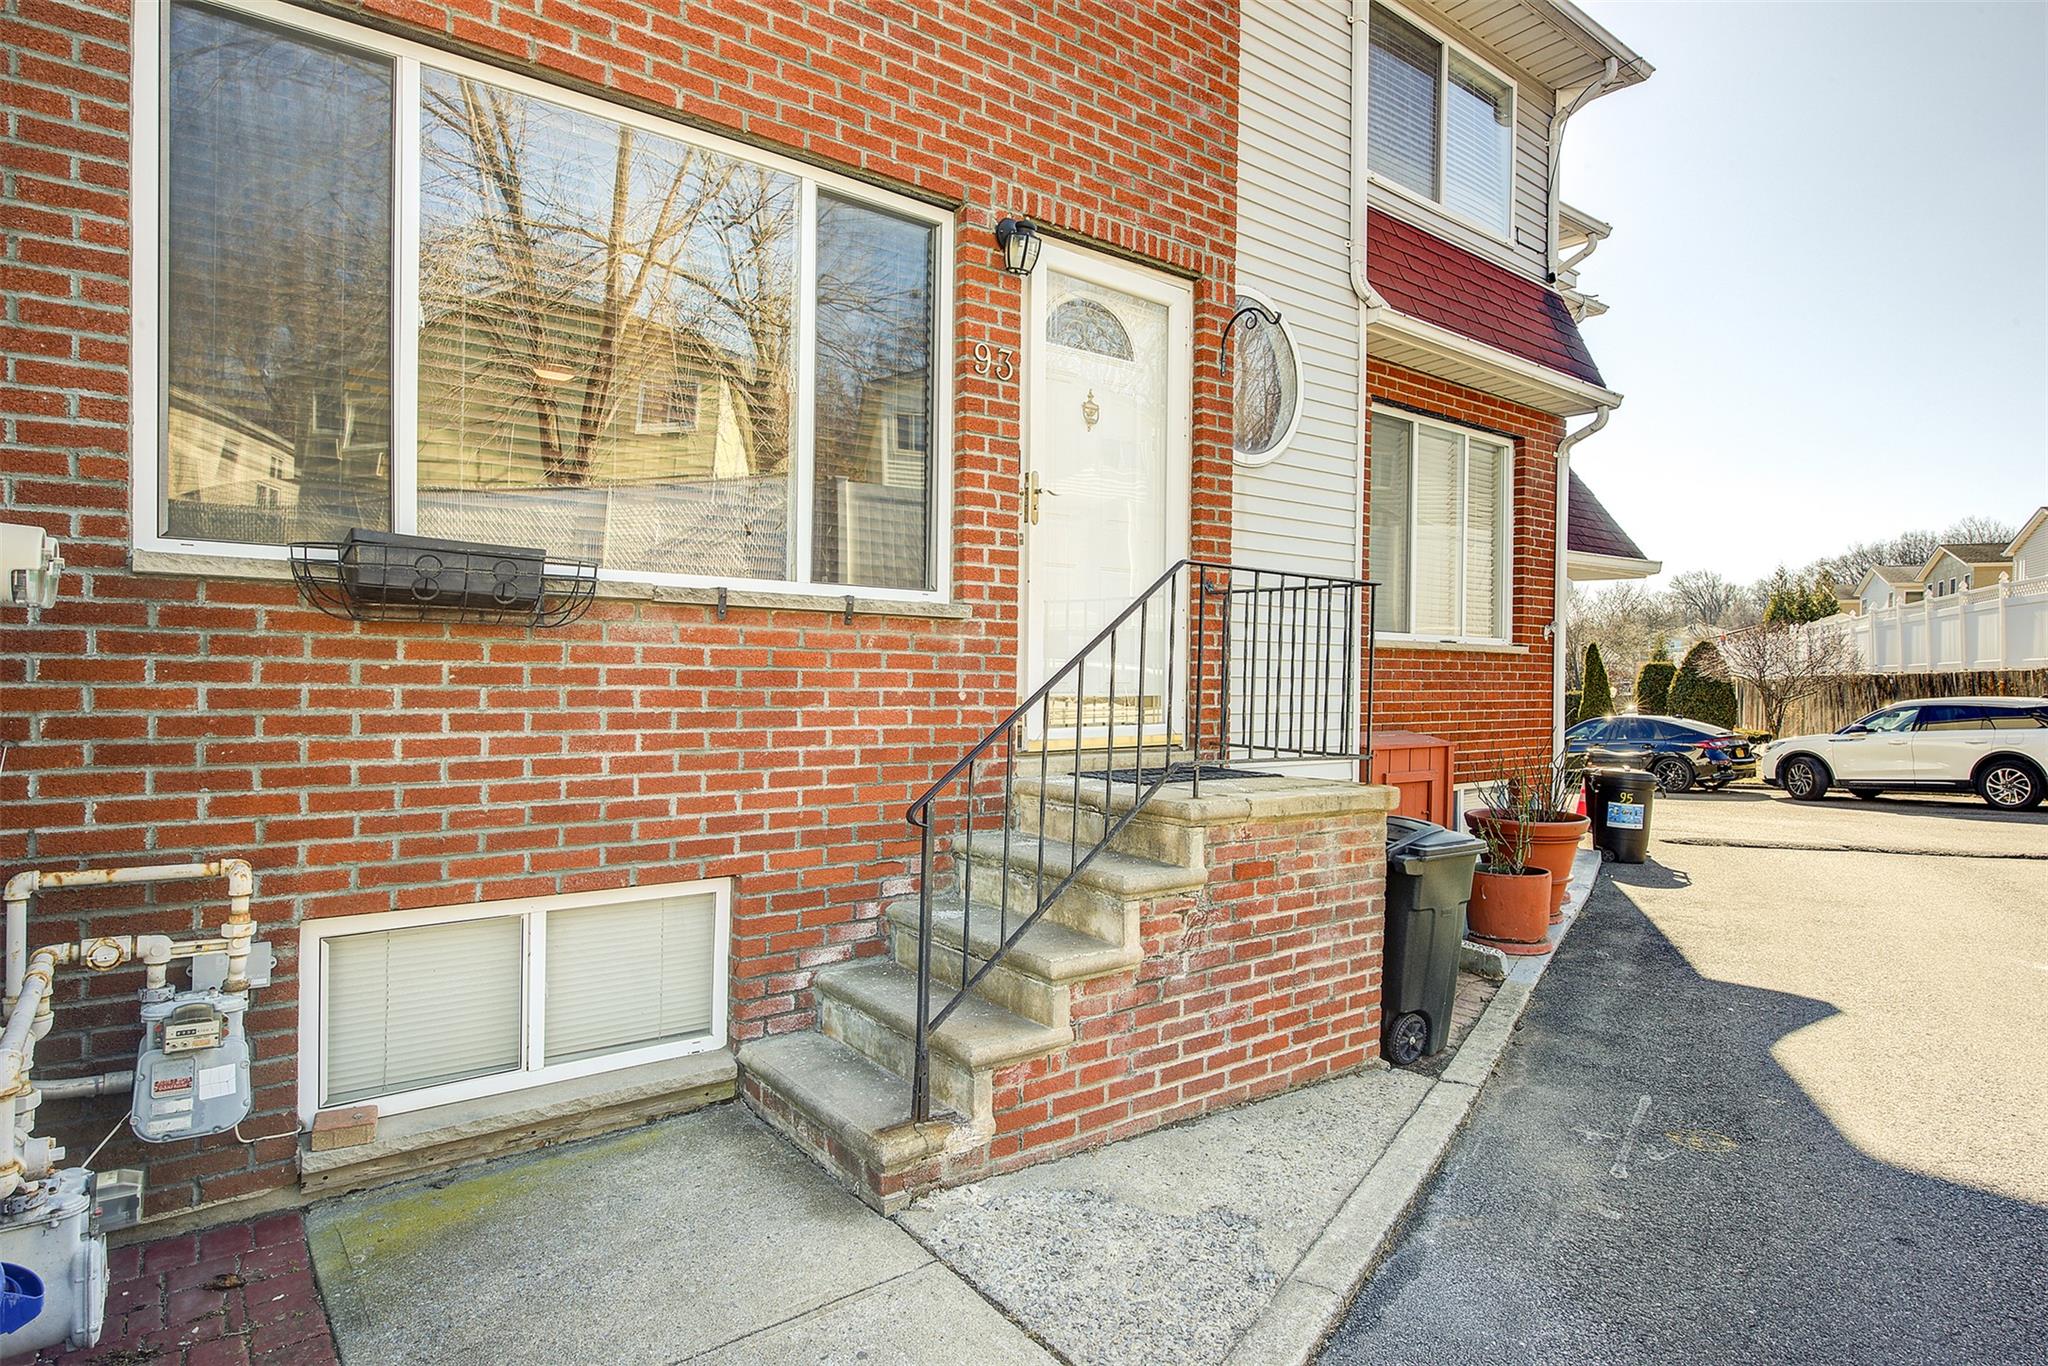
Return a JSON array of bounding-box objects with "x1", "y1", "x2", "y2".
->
[{"x1": 1024, "y1": 472, "x2": 1057, "y2": 525}]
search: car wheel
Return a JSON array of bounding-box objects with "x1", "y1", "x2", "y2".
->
[
  {"x1": 1653, "y1": 757, "x2": 1695, "y2": 794},
  {"x1": 1850, "y1": 788, "x2": 1884, "y2": 801},
  {"x1": 1782, "y1": 756, "x2": 1830, "y2": 801},
  {"x1": 1385, "y1": 1012, "x2": 1430, "y2": 1066},
  {"x1": 1976, "y1": 759, "x2": 2045, "y2": 812}
]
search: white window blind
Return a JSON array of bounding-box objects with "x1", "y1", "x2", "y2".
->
[
  {"x1": 1412, "y1": 426, "x2": 1463, "y2": 636},
  {"x1": 323, "y1": 916, "x2": 523, "y2": 1107},
  {"x1": 1369, "y1": 410, "x2": 1512, "y2": 642},
  {"x1": 1464, "y1": 438, "x2": 1507, "y2": 638},
  {"x1": 543, "y1": 893, "x2": 718, "y2": 1065},
  {"x1": 1445, "y1": 54, "x2": 1514, "y2": 236},
  {"x1": 1367, "y1": 6, "x2": 1440, "y2": 199},
  {"x1": 1369, "y1": 414, "x2": 1413, "y2": 634}
]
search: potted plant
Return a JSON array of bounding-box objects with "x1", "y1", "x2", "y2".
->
[
  {"x1": 1464, "y1": 778, "x2": 1554, "y2": 956},
  {"x1": 1465, "y1": 752, "x2": 1591, "y2": 922}
]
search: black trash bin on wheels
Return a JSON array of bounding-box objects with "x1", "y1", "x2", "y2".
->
[
  {"x1": 1380, "y1": 815, "x2": 1486, "y2": 1066},
  {"x1": 1585, "y1": 753, "x2": 1657, "y2": 864}
]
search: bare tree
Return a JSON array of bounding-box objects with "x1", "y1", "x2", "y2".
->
[
  {"x1": 1666, "y1": 569, "x2": 1741, "y2": 631},
  {"x1": 1717, "y1": 620, "x2": 1861, "y2": 737}
]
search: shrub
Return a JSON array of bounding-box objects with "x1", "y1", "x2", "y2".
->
[
  {"x1": 1635, "y1": 659, "x2": 1676, "y2": 715},
  {"x1": 1580, "y1": 644, "x2": 1614, "y2": 719},
  {"x1": 1668, "y1": 640, "x2": 1721, "y2": 722},
  {"x1": 1564, "y1": 690, "x2": 1583, "y2": 726}
]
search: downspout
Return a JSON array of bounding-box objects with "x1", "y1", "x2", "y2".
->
[
  {"x1": 1348, "y1": 0, "x2": 1387, "y2": 319},
  {"x1": 1546, "y1": 57, "x2": 1619, "y2": 283},
  {"x1": 1552, "y1": 405, "x2": 1611, "y2": 754},
  {"x1": 1349, "y1": 0, "x2": 1387, "y2": 772}
]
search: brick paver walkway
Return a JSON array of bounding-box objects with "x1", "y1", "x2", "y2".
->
[{"x1": 37, "y1": 1212, "x2": 339, "y2": 1366}]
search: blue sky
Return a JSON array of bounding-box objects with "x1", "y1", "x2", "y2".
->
[{"x1": 1563, "y1": 1, "x2": 2047, "y2": 585}]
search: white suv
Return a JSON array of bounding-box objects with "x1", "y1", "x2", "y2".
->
[{"x1": 1760, "y1": 697, "x2": 2048, "y2": 811}]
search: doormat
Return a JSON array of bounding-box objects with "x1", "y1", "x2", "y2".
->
[{"x1": 1076, "y1": 763, "x2": 1278, "y2": 785}]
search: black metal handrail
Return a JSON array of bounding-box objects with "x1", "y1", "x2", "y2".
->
[{"x1": 903, "y1": 559, "x2": 1375, "y2": 1121}]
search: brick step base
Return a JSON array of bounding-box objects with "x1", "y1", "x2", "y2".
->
[{"x1": 739, "y1": 774, "x2": 1396, "y2": 1211}]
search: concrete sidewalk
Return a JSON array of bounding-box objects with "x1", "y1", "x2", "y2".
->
[{"x1": 308, "y1": 852, "x2": 1601, "y2": 1365}]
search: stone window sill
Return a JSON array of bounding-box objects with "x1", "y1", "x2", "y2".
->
[{"x1": 298, "y1": 1048, "x2": 736, "y2": 1197}]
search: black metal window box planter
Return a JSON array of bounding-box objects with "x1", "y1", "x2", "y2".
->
[{"x1": 290, "y1": 529, "x2": 599, "y2": 628}]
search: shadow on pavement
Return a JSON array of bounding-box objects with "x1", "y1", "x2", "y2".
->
[
  {"x1": 1677, "y1": 784, "x2": 2048, "y2": 826},
  {"x1": 1323, "y1": 873, "x2": 2048, "y2": 1365}
]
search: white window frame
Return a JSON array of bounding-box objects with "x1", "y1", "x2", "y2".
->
[
  {"x1": 1370, "y1": 403, "x2": 1514, "y2": 645},
  {"x1": 293, "y1": 878, "x2": 731, "y2": 1123},
  {"x1": 1229, "y1": 285, "x2": 1307, "y2": 468},
  {"x1": 1365, "y1": 0, "x2": 1519, "y2": 246},
  {"x1": 130, "y1": 0, "x2": 956, "y2": 604}
]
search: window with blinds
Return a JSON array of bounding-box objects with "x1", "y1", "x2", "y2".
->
[
  {"x1": 1366, "y1": 4, "x2": 1517, "y2": 239},
  {"x1": 314, "y1": 884, "x2": 726, "y2": 1113},
  {"x1": 1368, "y1": 410, "x2": 1513, "y2": 642},
  {"x1": 152, "y1": 2, "x2": 947, "y2": 596}
]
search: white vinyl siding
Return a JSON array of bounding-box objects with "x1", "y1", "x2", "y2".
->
[
  {"x1": 1231, "y1": 0, "x2": 1361, "y2": 584},
  {"x1": 1365, "y1": 0, "x2": 1556, "y2": 276},
  {"x1": 301, "y1": 880, "x2": 728, "y2": 1120},
  {"x1": 2013, "y1": 521, "x2": 2047, "y2": 583},
  {"x1": 1370, "y1": 407, "x2": 1512, "y2": 644}
]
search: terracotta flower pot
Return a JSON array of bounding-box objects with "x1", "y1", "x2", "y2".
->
[
  {"x1": 1465, "y1": 810, "x2": 1591, "y2": 920},
  {"x1": 1465, "y1": 865, "x2": 1554, "y2": 956}
]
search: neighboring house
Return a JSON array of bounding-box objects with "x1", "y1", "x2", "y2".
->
[
  {"x1": 1233, "y1": 0, "x2": 1650, "y2": 812},
  {"x1": 1915, "y1": 542, "x2": 2015, "y2": 599},
  {"x1": 1845, "y1": 564, "x2": 1925, "y2": 615},
  {"x1": 0, "y1": 0, "x2": 1651, "y2": 1223},
  {"x1": 1824, "y1": 512, "x2": 2048, "y2": 674},
  {"x1": 1565, "y1": 470, "x2": 1660, "y2": 583},
  {"x1": 2006, "y1": 506, "x2": 2048, "y2": 583}
]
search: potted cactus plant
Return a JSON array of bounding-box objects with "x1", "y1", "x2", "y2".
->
[
  {"x1": 1466, "y1": 751, "x2": 1590, "y2": 922},
  {"x1": 1464, "y1": 775, "x2": 1554, "y2": 956}
]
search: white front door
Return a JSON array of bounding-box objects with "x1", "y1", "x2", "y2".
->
[{"x1": 1023, "y1": 245, "x2": 1191, "y2": 737}]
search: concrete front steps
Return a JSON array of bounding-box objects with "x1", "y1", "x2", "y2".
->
[{"x1": 739, "y1": 783, "x2": 1208, "y2": 1212}]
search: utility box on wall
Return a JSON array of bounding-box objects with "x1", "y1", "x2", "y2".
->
[{"x1": 1367, "y1": 731, "x2": 1456, "y2": 826}]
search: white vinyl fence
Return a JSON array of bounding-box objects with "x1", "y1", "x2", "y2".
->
[{"x1": 1826, "y1": 578, "x2": 2048, "y2": 674}]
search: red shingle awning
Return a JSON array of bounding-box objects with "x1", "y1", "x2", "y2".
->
[
  {"x1": 1368, "y1": 209, "x2": 1606, "y2": 389},
  {"x1": 1567, "y1": 470, "x2": 1646, "y2": 561}
]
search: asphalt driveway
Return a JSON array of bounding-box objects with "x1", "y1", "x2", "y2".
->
[{"x1": 1324, "y1": 788, "x2": 2048, "y2": 1365}]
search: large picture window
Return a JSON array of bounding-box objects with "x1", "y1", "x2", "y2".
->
[
  {"x1": 1369, "y1": 409, "x2": 1512, "y2": 642},
  {"x1": 301, "y1": 882, "x2": 728, "y2": 1119},
  {"x1": 146, "y1": 1, "x2": 949, "y2": 596},
  {"x1": 1367, "y1": 2, "x2": 1516, "y2": 239}
]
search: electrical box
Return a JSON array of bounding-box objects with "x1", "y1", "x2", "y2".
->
[
  {"x1": 0, "y1": 522, "x2": 64, "y2": 610},
  {"x1": 0, "y1": 1167, "x2": 107, "y2": 1353},
  {"x1": 129, "y1": 991, "x2": 252, "y2": 1143}
]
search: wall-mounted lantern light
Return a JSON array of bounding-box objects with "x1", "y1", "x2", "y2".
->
[{"x1": 994, "y1": 217, "x2": 1042, "y2": 276}]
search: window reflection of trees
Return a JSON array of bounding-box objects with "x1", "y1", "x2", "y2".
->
[{"x1": 417, "y1": 74, "x2": 798, "y2": 492}]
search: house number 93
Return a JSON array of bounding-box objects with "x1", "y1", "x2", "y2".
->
[{"x1": 971, "y1": 342, "x2": 1015, "y2": 382}]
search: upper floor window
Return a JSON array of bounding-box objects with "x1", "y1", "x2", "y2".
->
[
  {"x1": 1369, "y1": 408, "x2": 1512, "y2": 642},
  {"x1": 1367, "y1": 3, "x2": 1516, "y2": 238},
  {"x1": 146, "y1": 1, "x2": 947, "y2": 596}
]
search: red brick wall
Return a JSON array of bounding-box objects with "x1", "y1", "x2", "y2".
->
[
  {"x1": 1364, "y1": 359, "x2": 1565, "y2": 786},
  {"x1": 987, "y1": 804, "x2": 1386, "y2": 1168},
  {"x1": 0, "y1": 0, "x2": 1241, "y2": 1217}
]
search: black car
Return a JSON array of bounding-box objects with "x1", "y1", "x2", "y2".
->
[{"x1": 1564, "y1": 714, "x2": 1758, "y2": 793}]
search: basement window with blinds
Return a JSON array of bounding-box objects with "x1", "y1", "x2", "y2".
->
[
  {"x1": 140, "y1": 1, "x2": 949, "y2": 598},
  {"x1": 304, "y1": 882, "x2": 728, "y2": 1118},
  {"x1": 1369, "y1": 409, "x2": 1512, "y2": 644}
]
